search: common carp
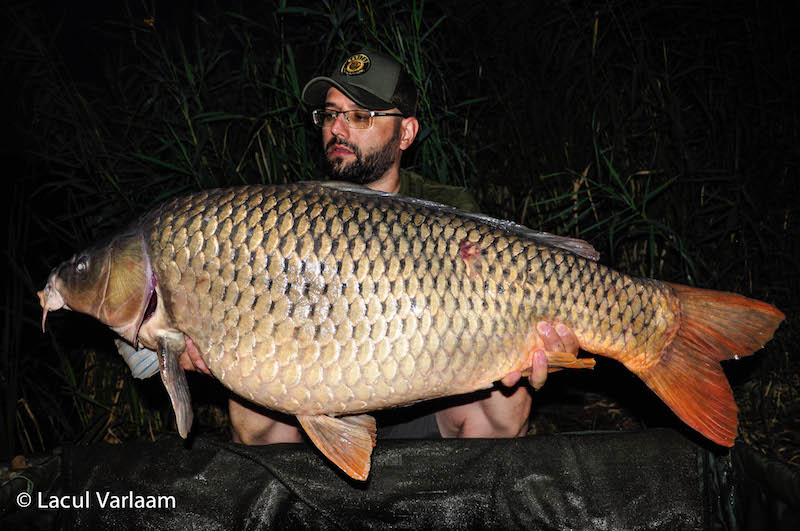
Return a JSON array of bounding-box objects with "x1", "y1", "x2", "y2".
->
[{"x1": 37, "y1": 182, "x2": 784, "y2": 480}]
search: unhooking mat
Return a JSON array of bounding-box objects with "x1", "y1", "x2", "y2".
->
[{"x1": 3, "y1": 428, "x2": 799, "y2": 530}]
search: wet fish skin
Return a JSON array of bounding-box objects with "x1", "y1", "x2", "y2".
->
[
  {"x1": 144, "y1": 183, "x2": 621, "y2": 415},
  {"x1": 38, "y1": 182, "x2": 785, "y2": 480}
]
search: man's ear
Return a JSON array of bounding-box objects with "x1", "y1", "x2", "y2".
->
[{"x1": 399, "y1": 117, "x2": 419, "y2": 151}]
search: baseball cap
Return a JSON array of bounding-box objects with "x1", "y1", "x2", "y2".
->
[{"x1": 302, "y1": 50, "x2": 414, "y2": 116}]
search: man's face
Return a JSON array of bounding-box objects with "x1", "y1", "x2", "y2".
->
[{"x1": 322, "y1": 87, "x2": 402, "y2": 185}]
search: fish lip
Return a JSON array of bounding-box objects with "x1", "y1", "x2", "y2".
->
[{"x1": 37, "y1": 276, "x2": 70, "y2": 332}]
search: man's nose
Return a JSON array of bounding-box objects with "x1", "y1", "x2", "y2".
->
[{"x1": 330, "y1": 113, "x2": 349, "y2": 138}]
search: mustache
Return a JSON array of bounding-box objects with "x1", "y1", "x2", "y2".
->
[{"x1": 325, "y1": 137, "x2": 361, "y2": 158}]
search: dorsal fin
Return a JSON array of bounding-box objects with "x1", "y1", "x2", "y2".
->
[{"x1": 315, "y1": 181, "x2": 600, "y2": 261}]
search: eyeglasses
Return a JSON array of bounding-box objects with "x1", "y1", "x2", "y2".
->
[{"x1": 311, "y1": 109, "x2": 404, "y2": 130}]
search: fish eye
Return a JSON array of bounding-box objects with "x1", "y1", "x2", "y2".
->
[{"x1": 75, "y1": 256, "x2": 89, "y2": 275}]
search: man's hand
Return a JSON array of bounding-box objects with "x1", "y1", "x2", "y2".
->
[
  {"x1": 178, "y1": 336, "x2": 211, "y2": 375},
  {"x1": 499, "y1": 321, "x2": 580, "y2": 390},
  {"x1": 436, "y1": 321, "x2": 580, "y2": 438}
]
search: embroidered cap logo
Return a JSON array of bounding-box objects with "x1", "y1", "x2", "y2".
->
[{"x1": 341, "y1": 53, "x2": 371, "y2": 76}]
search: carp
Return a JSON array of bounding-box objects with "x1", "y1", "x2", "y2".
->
[{"x1": 37, "y1": 182, "x2": 784, "y2": 480}]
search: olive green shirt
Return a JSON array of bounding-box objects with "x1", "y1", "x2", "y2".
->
[{"x1": 397, "y1": 168, "x2": 480, "y2": 213}]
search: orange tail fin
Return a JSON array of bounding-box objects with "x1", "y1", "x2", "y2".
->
[{"x1": 633, "y1": 283, "x2": 784, "y2": 447}]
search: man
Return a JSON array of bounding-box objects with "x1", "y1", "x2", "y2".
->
[{"x1": 180, "y1": 50, "x2": 580, "y2": 442}]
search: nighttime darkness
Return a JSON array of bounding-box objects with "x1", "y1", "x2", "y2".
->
[{"x1": 2, "y1": 0, "x2": 799, "y2": 528}]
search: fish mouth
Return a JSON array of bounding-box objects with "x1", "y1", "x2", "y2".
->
[{"x1": 37, "y1": 277, "x2": 70, "y2": 332}]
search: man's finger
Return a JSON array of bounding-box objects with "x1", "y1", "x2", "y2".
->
[
  {"x1": 179, "y1": 352, "x2": 198, "y2": 372},
  {"x1": 500, "y1": 370, "x2": 522, "y2": 387},
  {"x1": 183, "y1": 336, "x2": 212, "y2": 375},
  {"x1": 555, "y1": 323, "x2": 580, "y2": 355},
  {"x1": 529, "y1": 350, "x2": 548, "y2": 390},
  {"x1": 536, "y1": 321, "x2": 564, "y2": 352}
]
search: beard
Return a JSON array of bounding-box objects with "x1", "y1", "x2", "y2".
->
[{"x1": 324, "y1": 125, "x2": 401, "y2": 185}]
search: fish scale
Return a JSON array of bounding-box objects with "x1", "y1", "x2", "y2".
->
[
  {"x1": 39, "y1": 181, "x2": 784, "y2": 480},
  {"x1": 144, "y1": 184, "x2": 669, "y2": 416}
]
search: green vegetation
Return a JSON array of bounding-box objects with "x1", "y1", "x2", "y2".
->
[{"x1": 3, "y1": 0, "x2": 797, "y2": 466}]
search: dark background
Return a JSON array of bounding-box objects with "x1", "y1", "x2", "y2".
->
[{"x1": 2, "y1": 0, "x2": 797, "y2": 470}]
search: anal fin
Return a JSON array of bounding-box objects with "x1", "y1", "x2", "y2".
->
[
  {"x1": 297, "y1": 414, "x2": 376, "y2": 481},
  {"x1": 156, "y1": 333, "x2": 193, "y2": 439}
]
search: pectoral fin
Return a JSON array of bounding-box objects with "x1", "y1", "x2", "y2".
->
[
  {"x1": 297, "y1": 414, "x2": 377, "y2": 481},
  {"x1": 156, "y1": 333, "x2": 193, "y2": 438}
]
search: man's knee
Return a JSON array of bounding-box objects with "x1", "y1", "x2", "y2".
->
[{"x1": 228, "y1": 398, "x2": 302, "y2": 444}]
